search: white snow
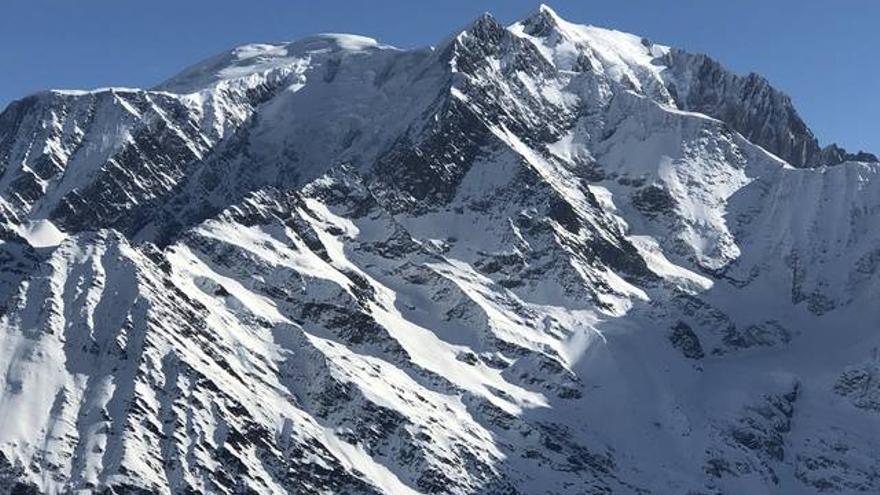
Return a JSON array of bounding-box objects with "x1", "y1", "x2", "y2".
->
[
  {"x1": 16, "y1": 219, "x2": 67, "y2": 248},
  {"x1": 1, "y1": 5, "x2": 879, "y2": 495}
]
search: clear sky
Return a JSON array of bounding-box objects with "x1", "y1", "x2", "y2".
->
[{"x1": 1, "y1": 1, "x2": 876, "y2": 153}]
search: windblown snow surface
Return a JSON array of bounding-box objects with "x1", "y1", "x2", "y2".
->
[{"x1": 0, "y1": 5, "x2": 879, "y2": 494}]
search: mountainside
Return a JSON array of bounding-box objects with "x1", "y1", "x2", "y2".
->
[{"x1": 1, "y1": 5, "x2": 879, "y2": 494}]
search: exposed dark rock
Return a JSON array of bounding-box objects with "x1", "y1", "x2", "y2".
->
[{"x1": 669, "y1": 321, "x2": 704, "y2": 359}]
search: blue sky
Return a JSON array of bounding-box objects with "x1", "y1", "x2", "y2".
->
[{"x1": 1, "y1": 1, "x2": 876, "y2": 152}]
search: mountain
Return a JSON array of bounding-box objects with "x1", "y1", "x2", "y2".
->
[{"x1": 1, "y1": 5, "x2": 879, "y2": 494}]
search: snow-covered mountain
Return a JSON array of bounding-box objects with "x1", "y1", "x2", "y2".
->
[{"x1": 1, "y1": 5, "x2": 878, "y2": 494}]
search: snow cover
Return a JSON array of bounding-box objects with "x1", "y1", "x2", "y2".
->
[
  {"x1": 0, "y1": 4, "x2": 879, "y2": 495},
  {"x1": 15, "y1": 219, "x2": 67, "y2": 248},
  {"x1": 157, "y1": 33, "x2": 391, "y2": 95}
]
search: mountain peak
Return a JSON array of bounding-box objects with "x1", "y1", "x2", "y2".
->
[
  {"x1": 438, "y1": 11, "x2": 506, "y2": 57},
  {"x1": 537, "y1": 3, "x2": 558, "y2": 14},
  {"x1": 460, "y1": 11, "x2": 504, "y2": 38},
  {"x1": 157, "y1": 33, "x2": 391, "y2": 94},
  {"x1": 2, "y1": 7, "x2": 880, "y2": 494},
  {"x1": 519, "y1": 3, "x2": 564, "y2": 38},
  {"x1": 535, "y1": 3, "x2": 563, "y2": 22}
]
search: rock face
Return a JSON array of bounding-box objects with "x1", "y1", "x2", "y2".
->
[
  {"x1": 660, "y1": 50, "x2": 875, "y2": 168},
  {"x1": 0, "y1": 5, "x2": 879, "y2": 494},
  {"x1": 662, "y1": 50, "x2": 820, "y2": 167}
]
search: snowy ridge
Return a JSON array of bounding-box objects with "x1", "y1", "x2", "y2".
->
[
  {"x1": 156, "y1": 33, "x2": 390, "y2": 94},
  {"x1": 1, "y1": 5, "x2": 879, "y2": 494}
]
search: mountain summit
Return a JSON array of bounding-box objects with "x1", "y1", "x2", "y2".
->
[{"x1": 1, "y1": 6, "x2": 879, "y2": 494}]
